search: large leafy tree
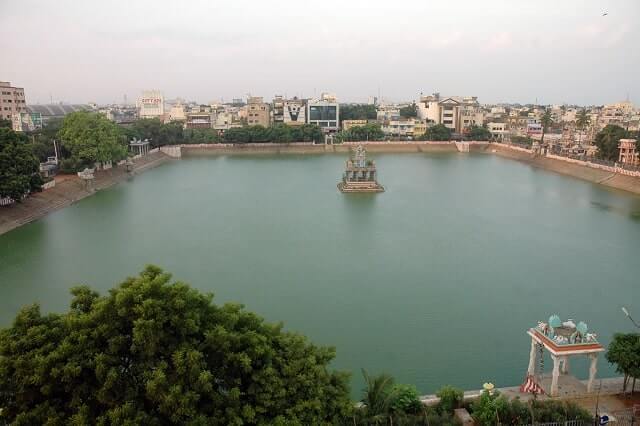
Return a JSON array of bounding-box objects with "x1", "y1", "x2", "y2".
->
[
  {"x1": 421, "y1": 124, "x2": 451, "y2": 141},
  {"x1": 399, "y1": 103, "x2": 418, "y2": 118},
  {"x1": 58, "y1": 111, "x2": 128, "y2": 166},
  {"x1": 606, "y1": 333, "x2": 640, "y2": 394},
  {"x1": 466, "y1": 125, "x2": 491, "y2": 141},
  {"x1": 337, "y1": 123, "x2": 385, "y2": 142},
  {"x1": 0, "y1": 265, "x2": 352, "y2": 425},
  {"x1": 339, "y1": 104, "x2": 377, "y2": 122},
  {"x1": 0, "y1": 128, "x2": 43, "y2": 200},
  {"x1": 595, "y1": 124, "x2": 629, "y2": 161}
]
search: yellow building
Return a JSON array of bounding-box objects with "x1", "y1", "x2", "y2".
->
[{"x1": 342, "y1": 119, "x2": 367, "y2": 131}]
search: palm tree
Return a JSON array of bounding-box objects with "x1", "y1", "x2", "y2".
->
[
  {"x1": 359, "y1": 369, "x2": 398, "y2": 424},
  {"x1": 540, "y1": 109, "x2": 553, "y2": 147},
  {"x1": 576, "y1": 109, "x2": 590, "y2": 145}
]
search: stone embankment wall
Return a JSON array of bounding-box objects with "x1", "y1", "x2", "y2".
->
[
  {"x1": 0, "y1": 151, "x2": 172, "y2": 236},
  {"x1": 488, "y1": 143, "x2": 640, "y2": 195},
  {"x1": 179, "y1": 141, "x2": 490, "y2": 155}
]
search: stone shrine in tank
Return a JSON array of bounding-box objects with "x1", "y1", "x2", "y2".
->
[{"x1": 338, "y1": 145, "x2": 385, "y2": 193}]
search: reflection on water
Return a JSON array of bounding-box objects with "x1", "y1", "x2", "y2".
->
[{"x1": 590, "y1": 201, "x2": 640, "y2": 221}]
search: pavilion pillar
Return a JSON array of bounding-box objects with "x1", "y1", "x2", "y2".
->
[
  {"x1": 561, "y1": 356, "x2": 569, "y2": 375},
  {"x1": 550, "y1": 354, "x2": 560, "y2": 397},
  {"x1": 527, "y1": 337, "x2": 537, "y2": 376},
  {"x1": 587, "y1": 354, "x2": 598, "y2": 393}
]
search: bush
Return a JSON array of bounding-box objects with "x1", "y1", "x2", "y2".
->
[
  {"x1": 436, "y1": 385, "x2": 464, "y2": 413},
  {"x1": 470, "y1": 390, "x2": 592, "y2": 425},
  {"x1": 58, "y1": 157, "x2": 86, "y2": 174},
  {"x1": 391, "y1": 384, "x2": 422, "y2": 414}
]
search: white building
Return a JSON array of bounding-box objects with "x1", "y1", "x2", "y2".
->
[
  {"x1": 487, "y1": 122, "x2": 508, "y2": 141},
  {"x1": 416, "y1": 93, "x2": 481, "y2": 133},
  {"x1": 307, "y1": 93, "x2": 339, "y2": 132},
  {"x1": 381, "y1": 118, "x2": 416, "y2": 138},
  {"x1": 137, "y1": 90, "x2": 164, "y2": 119},
  {"x1": 283, "y1": 98, "x2": 306, "y2": 126}
]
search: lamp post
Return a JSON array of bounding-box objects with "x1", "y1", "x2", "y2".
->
[{"x1": 621, "y1": 307, "x2": 640, "y2": 329}]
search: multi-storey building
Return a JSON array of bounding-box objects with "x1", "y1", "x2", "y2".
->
[
  {"x1": 416, "y1": 93, "x2": 481, "y2": 133},
  {"x1": 185, "y1": 105, "x2": 215, "y2": 129},
  {"x1": 283, "y1": 97, "x2": 306, "y2": 126},
  {"x1": 307, "y1": 93, "x2": 339, "y2": 133},
  {"x1": 137, "y1": 90, "x2": 164, "y2": 119},
  {"x1": 1, "y1": 81, "x2": 27, "y2": 121},
  {"x1": 247, "y1": 96, "x2": 271, "y2": 127},
  {"x1": 487, "y1": 122, "x2": 508, "y2": 141},
  {"x1": 381, "y1": 118, "x2": 416, "y2": 138}
]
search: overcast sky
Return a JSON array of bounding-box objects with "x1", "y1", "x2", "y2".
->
[{"x1": 1, "y1": 0, "x2": 638, "y2": 106}]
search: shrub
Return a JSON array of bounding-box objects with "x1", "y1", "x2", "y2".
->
[
  {"x1": 391, "y1": 384, "x2": 422, "y2": 414},
  {"x1": 436, "y1": 385, "x2": 464, "y2": 413}
]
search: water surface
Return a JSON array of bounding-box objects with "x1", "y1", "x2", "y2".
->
[{"x1": 1, "y1": 153, "x2": 639, "y2": 396}]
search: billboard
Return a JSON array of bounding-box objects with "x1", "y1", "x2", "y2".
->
[{"x1": 12, "y1": 112, "x2": 43, "y2": 132}]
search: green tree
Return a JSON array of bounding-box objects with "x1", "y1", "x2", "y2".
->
[
  {"x1": 183, "y1": 128, "x2": 220, "y2": 144},
  {"x1": 129, "y1": 118, "x2": 163, "y2": 145},
  {"x1": 422, "y1": 124, "x2": 451, "y2": 141},
  {"x1": 359, "y1": 369, "x2": 397, "y2": 423},
  {"x1": 337, "y1": 123, "x2": 385, "y2": 142},
  {"x1": 0, "y1": 265, "x2": 353, "y2": 425},
  {"x1": 0, "y1": 118, "x2": 12, "y2": 129},
  {"x1": 576, "y1": 109, "x2": 591, "y2": 145},
  {"x1": 595, "y1": 124, "x2": 629, "y2": 161},
  {"x1": 606, "y1": 333, "x2": 640, "y2": 394},
  {"x1": 58, "y1": 111, "x2": 128, "y2": 168},
  {"x1": 339, "y1": 104, "x2": 377, "y2": 122},
  {"x1": 399, "y1": 103, "x2": 418, "y2": 118},
  {"x1": 466, "y1": 125, "x2": 491, "y2": 141},
  {"x1": 540, "y1": 108, "x2": 553, "y2": 146},
  {"x1": 0, "y1": 128, "x2": 43, "y2": 201}
]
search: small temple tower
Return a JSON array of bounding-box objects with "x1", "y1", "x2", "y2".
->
[
  {"x1": 338, "y1": 145, "x2": 384, "y2": 193},
  {"x1": 521, "y1": 315, "x2": 604, "y2": 398},
  {"x1": 618, "y1": 138, "x2": 639, "y2": 166}
]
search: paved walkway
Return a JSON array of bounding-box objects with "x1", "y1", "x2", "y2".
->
[{"x1": 0, "y1": 152, "x2": 171, "y2": 235}]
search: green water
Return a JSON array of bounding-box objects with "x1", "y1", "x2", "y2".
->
[{"x1": 1, "y1": 153, "x2": 640, "y2": 396}]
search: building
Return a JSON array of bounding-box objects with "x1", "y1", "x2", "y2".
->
[
  {"x1": 282, "y1": 97, "x2": 306, "y2": 126},
  {"x1": 1, "y1": 81, "x2": 27, "y2": 121},
  {"x1": 185, "y1": 105, "x2": 215, "y2": 129},
  {"x1": 307, "y1": 93, "x2": 339, "y2": 133},
  {"x1": 381, "y1": 118, "x2": 416, "y2": 138},
  {"x1": 137, "y1": 90, "x2": 164, "y2": 119},
  {"x1": 168, "y1": 103, "x2": 187, "y2": 122},
  {"x1": 342, "y1": 119, "x2": 368, "y2": 131},
  {"x1": 618, "y1": 139, "x2": 638, "y2": 166},
  {"x1": 246, "y1": 97, "x2": 271, "y2": 127},
  {"x1": 376, "y1": 105, "x2": 400, "y2": 122},
  {"x1": 100, "y1": 105, "x2": 138, "y2": 124},
  {"x1": 487, "y1": 122, "x2": 508, "y2": 141},
  {"x1": 26, "y1": 104, "x2": 92, "y2": 125},
  {"x1": 12, "y1": 112, "x2": 43, "y2": 132},
  {"x1": 413, "y1": 120, "x2": 427, "y2": 137},
  {"x1": 416, "y1": 93, "x2": 481, "y2": 133}
]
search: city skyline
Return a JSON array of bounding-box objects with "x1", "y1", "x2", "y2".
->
[{"x1": 1, "y1": 0, "x2": 639, "y2": 106}]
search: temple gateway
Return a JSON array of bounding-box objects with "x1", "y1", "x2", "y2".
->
[{"x1": 338, "y1": 145, "x2": 385, "y2": 193}]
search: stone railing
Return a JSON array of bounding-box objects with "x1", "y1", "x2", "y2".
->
[{"x1": 546, "y1": 154, "x2": 640, "y2": 177}]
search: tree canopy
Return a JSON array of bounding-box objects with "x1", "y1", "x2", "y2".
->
[
  {"x1": 58, "y1": 111, "x2": 128, "y2": 168},
  {"x1": 399, "y1": 103, "x2": 418, "y2": 118},
  {"x1": 0, "y1": 265, "x2": 352, "y2": 425},
  {"x1": 421, "y1": 124, "x2": 451, "y2": 141},
  {"x1": 339, "y1": 104, "x2": 377, "y2": 122},
  {"x1": 465, "y1": 125, "x2": 491, "y2": 141},
  {"x1": 606, "y1": 332, "x2": 640, "y2": 394},
  {"x1": 0, "y1": 128, "x2": 43, "y2": 200},
  {"x1": 223, "y1": 124, "x2": 322, "y2": 144},
  {"x1": 595, "y1": 124, "x2": 629, "y2": 161},
  {"x1": 336, "y1": 123, "x2": 385, "y2": 142}
]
